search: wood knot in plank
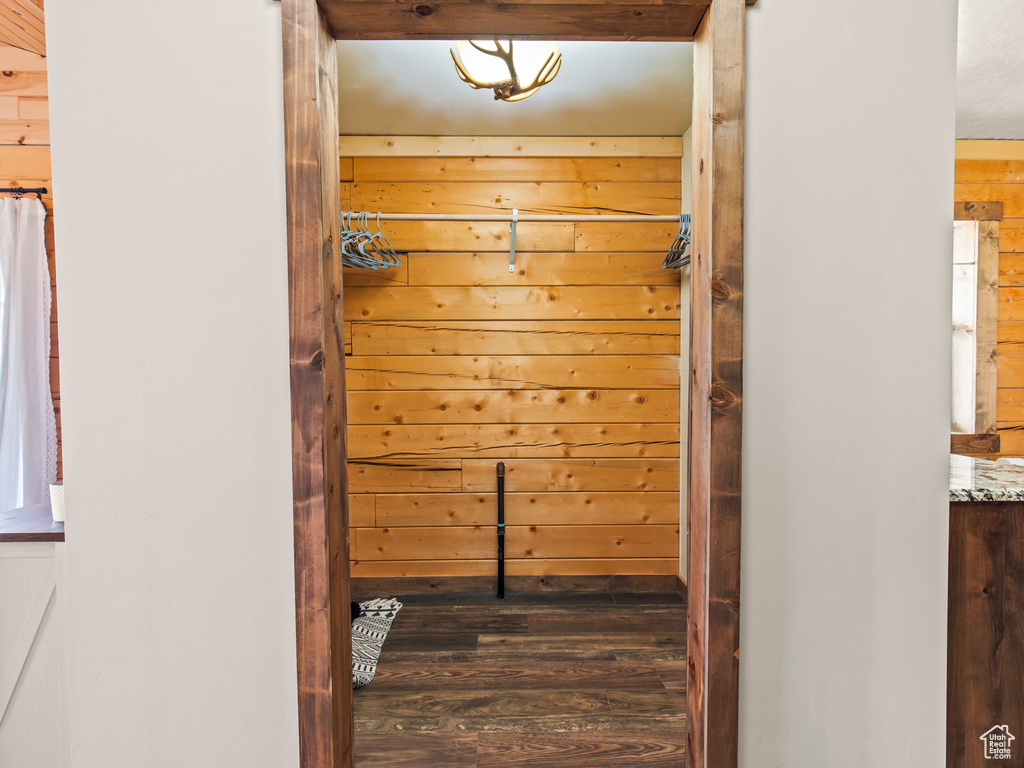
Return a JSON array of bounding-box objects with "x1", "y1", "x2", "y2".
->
[
  {"x1": 709, "y1": 385, "x2": 735, "y2": 407},
  {"x1": 310, "y1": 349, "x2": 324, "y2": 371},
  {"x1": 413, "y1": 4, "x2": 434, "y2": 15},
  {"x1": 711, "y1": 279, "x2": 731, "y2": 301}
]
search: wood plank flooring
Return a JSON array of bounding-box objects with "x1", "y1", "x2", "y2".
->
[{"x1": 352, "y1": 591, "x2": 687, "y2": 767}]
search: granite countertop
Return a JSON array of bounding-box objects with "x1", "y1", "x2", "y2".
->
[{"x1": 950, "y1": 454, "x2": 1024, "y2": 502}]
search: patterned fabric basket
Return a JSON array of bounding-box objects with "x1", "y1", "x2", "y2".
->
[{"x1": 352, "y1": 598, "x2": 402, "y2": 688}]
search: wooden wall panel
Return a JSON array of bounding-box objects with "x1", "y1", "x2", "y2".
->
[
  {"x1": 347, "y1": 422, "x2": 681, "y2": 459},
  {"x1": 374, "y1": 491, "x2": 680, "y2": 526},
  {"x1": 347, "y1": 389, "x2": 680, "y2": 424},
  {"x1": 957, "y1": 141, "x2": 1024, "y2": 457},
  {"x1": 345, "y1": 141, "x2": 682, "y2": 577},
  {"x1": 0, "y1": 43, "x2": 59, "y2": 480},
  {"x1": 344, "y1": 285, "x2": 680, "y2": 321},
  {"x1": 346, "y1": 355, "x2": 681, "y2": 391},
  {"x1": 348, "y1": 320, "x2": 680, "y2": 356},
  {"x1": 406, "y1": 252, "x2": 677, "y2": 286}
]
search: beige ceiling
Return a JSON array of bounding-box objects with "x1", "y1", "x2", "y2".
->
[
  {"x1": 337, "y1": 41, "x2": 694, "y2": 137},
  {"x1": 957, "y1": 0, "x2": 1024, "y2": 139}
]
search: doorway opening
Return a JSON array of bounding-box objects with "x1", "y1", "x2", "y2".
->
[{"x1": 281, "y1": 1, "x2": 745, "y2": 766}]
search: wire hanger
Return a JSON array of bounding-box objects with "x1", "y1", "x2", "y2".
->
[
  {"x1": 662, "y1": 214, "x2": 691, "y2": 270},
  {"x1": 340, "y1": 211, "x2": 403, "y2": 271}
]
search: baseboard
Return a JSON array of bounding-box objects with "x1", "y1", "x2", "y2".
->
[
  {"x1": 352, "y1": 573, "x2": 678, "y2": 596},
  {"x1": 675, "y1": 574, "x2": 688, "y2": 601}
]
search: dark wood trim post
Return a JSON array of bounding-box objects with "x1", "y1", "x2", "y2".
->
[
  {"x1": 688, "y1": 0, "x2": 745, "y2": 766},
  {"x1": 282, "y1": 1, "x2": 353, "y2": 766}
]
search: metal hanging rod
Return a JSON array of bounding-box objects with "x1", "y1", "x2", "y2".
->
[
  {"x1": 342, "y1": 209, "x2": 690, "y2": 272},
  {"x1": 361, "y1": 212, "x2": 680, "y2": 223}
]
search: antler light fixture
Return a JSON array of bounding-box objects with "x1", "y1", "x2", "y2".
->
[{"x1": 450, "y1": 40, "x2": 561, "y2": 102}]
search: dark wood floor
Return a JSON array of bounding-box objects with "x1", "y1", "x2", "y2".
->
[{"x1": 352, "y1": 590, "x2": 687, "y2": 768}]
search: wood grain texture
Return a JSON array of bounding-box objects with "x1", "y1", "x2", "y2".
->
[
  {"x1": 348, "y1": 422, "x2": 680, "y2": 459},
  {"x1": 351, "y1": 591, "x2": 687, "y2": 762},
  {"x1": 462, "y1": 458, "x2": 681, "y2": 492},
  {"x1": 344, "y1": 285, "x2": 681, "y2": 321},
  {"x1": 475, "y1": 732, "x2": 685, "y2": 767},
  {"x1": 350, "y1": 558, "x2": 679, "y2": 577},
  {"x1": 349, "y1": 320, "x2": 680, "y2": 356},
  {"x1": 998, "y1": 388, "x2": 1024, "y2": 422},
  {"x1": 368, "y1": 660, "x2": 667, "y2": 691},
  {"x1": 0, "y1": 42, "x2": 45, "y2": 72},
  {"x1": 348, "y1": 459, "x2": 463, "y2": 493},
  {"x1": 344, "y1": 147, "x2": 685, "y2": 582},
  {"x1": 349, "y1": 493, "x2": 375, "y2": 527},
  {"x1": 956, "y1": 184, "x2": 1024, "y2": 218},
  {"x1": 575, "y1": 221, "x2": 679, "y2": 252},
  {"x1": 352, "y1": 181, "x2": 680, "y2": 216},
  {"x1": 339, "y1": 136, "x2": 684, "y2": 158},
  {"x1": 951, "y1": 433, "x2": 1001, "y2": 454},
  {"x1": 977, "y1": 221, "x2": 1000, "y2": 433},
  {"x1": 688, "y1": 2, "x2": 745, "y2": 767},
  {"x1": 378, "y1": 220, "x2": 574, "y2": 252},
  {"x1": 355, "y1": 734, "x2": 478, "y2": 768},
  {"x1": 0, "y1": 1, "x2": 45, "y2": 56},
  {"x1": 1001, "y1": 221, "x2": 1024, "y2": 253},
  {"x1": 958, "y1": 161, "x2": 1024, "y2": 185},
  {"x1": 347, "y1": 389, "x2": 680, "y2": 424},
  {"x1": 343, "y1": 260, "x2": 409, "y2": 287},
  {"x1": 954, "y1": 200, "x2": 1004, "y2": 221},
  {"x1": 958, "y1": 141, "x2": 1024, "y2": 161},
  {"x1": 325, "y1": 1, "x2": 709, "y2": 41},
  {"x1": 353, "y1": 156, "x2": 682, "y2": 183},
  {"x1": 353, "y1": 524, "x2": 679, "y2": 561},
  {"x1": 0, "y1": 119, "x2": 47, "y2": 144},
  {"x1": 948, "y1": 501, "x2": 1024, "y2": 767},
  {"x1": 326, "y1": 491, "x2": 676, "y2": 526},
  {"x1": 406, "y1": 252, "x2": 680, "y2": 286},
  {"x1": 282, "y1": 2, "x2": 352, "y2": 764},
  {"x1": 346, "y1": 355, "x2": 681, "y2": 391}
]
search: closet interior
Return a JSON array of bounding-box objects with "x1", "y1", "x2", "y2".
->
[{"x1": 334, "y1": 39, "x2": 693, "y2": 767}]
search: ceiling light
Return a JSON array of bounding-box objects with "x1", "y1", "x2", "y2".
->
[{"x1": 450, "y1": 40, "x2": 561, "y2": 102}]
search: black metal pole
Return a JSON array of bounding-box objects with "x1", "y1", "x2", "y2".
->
[{"x1": 496, "y1": 462, "x2": 505, "y2": 599}]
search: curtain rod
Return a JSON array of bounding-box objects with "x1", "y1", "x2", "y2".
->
[
  {"x1": 1, "y1": 187, "x2": 48, "y2": 199},
  {"x1": 355, "y1": 212, "x2": 680, "y2": 223}
]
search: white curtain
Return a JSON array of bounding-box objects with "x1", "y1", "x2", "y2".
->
[{"x1": 0, "y1": 197, "x2": 56, "y2": 513}]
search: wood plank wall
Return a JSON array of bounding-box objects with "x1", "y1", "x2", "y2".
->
[
  {"x1": 956, "y1": 141, "x2": 1024, "y2": 457},
  {"x1": 0, "y1": 41, "x2": 60, "y2": 480},
  {"x1": 339, "y1": 136, "x2": 683, "y2": 578}
]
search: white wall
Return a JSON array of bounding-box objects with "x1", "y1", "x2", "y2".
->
[
  {"x1": 43, "y1": 2, "x2": 299, "y2": 766},
  {"x1": 741, "y1": 1, "x2": 956, "y2": 766}
]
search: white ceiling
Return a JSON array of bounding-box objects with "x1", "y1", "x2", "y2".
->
[
  {"x1": 337, "y1": 2, "x2": 1024, "y2": 140},
  {"x1": 957, "y1": 0, "x2": 1024, "y2": 139},
  {"x1": 337, "y1": 41, "x2": 693, "y2": 137}
]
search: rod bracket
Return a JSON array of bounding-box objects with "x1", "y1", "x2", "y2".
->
[{"x1": 509, "y1": 208, "x2": 518, "y2": 273}]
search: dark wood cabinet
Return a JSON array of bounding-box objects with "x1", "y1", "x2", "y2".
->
[{"x1": 948, "y1": 501, "x2": 1024, "y2": 766}]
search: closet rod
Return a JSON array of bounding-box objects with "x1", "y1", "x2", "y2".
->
[{"x1": 356, "y1": 212, "x2": 681, "y2": 223}]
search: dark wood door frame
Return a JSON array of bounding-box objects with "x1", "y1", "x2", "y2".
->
[{"x1": 280, "y1": 1, "x2": 746, "y2": 766}]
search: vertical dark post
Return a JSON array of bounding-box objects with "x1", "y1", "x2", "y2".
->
[
  {"x1": 496, "y1": 462, "x2": 506, "y2": 599},
  {"x1": 689, "y1": 0, "x2": 745, "y2": 766}
]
